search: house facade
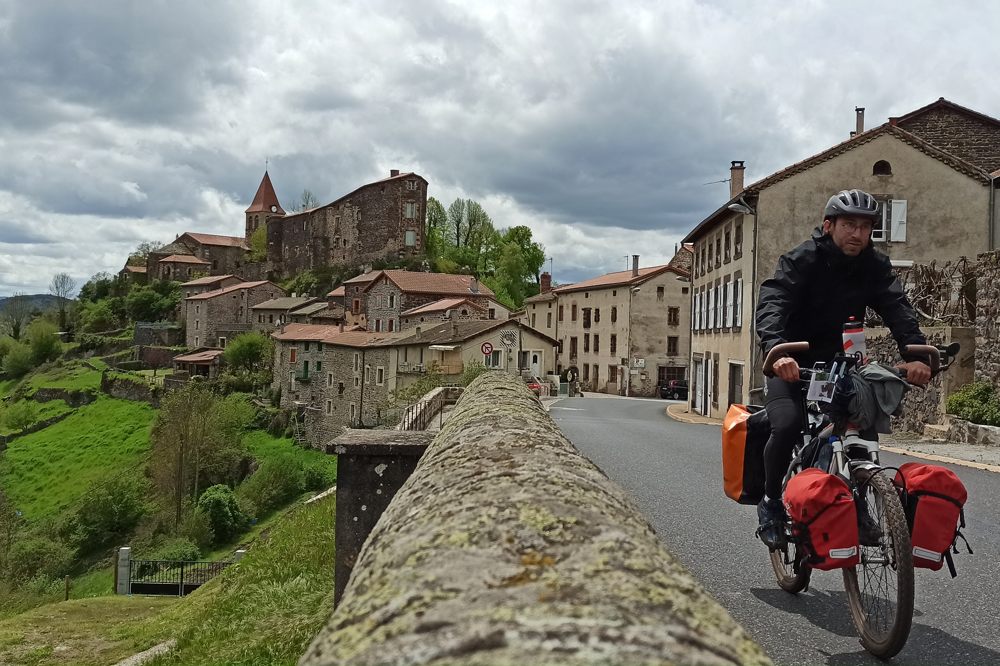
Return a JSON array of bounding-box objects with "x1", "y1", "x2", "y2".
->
[
  {"x1": 185, "y1": 280, "x2": 285, "y2": 348},
  {"x1": 684, "y1": 99, "x2": 1000, "y2": 419},
  {"x1": 148, "y1": 233, "x2": 249, "y2": 279},
  {"x1": 361, "y1": 270, "x2": 499, "y2": 333},
  {"x1": 252, "y1": 296, "x2": 322, "y2": 332}
]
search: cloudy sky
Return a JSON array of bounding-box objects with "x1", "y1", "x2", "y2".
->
[{"x1": 1, "y1": 0, "x2": 998, "y2": 295}]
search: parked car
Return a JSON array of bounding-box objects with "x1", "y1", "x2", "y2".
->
[{"x1": 659, "y1": 379, "x2": 688, "y2": 400}]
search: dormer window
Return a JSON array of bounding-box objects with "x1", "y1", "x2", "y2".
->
[{"x1": 873, "y1": 160, "x2": 892, "y2": 176}]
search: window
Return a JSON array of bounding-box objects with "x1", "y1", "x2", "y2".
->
[
  {"x1": 350, "y1": 403, "x2": 356, "y2": 422},
  {"x1": 584, "y1": 333, "x2": 590, "y2": 353},
  {"x1": 404, "y1": 202, "x2": 417, "y2": 218},
  {"x1": 734, "y1": 222, "x2": 743, "y2": 259},
  {"x1": 593, "y1": 334, "x2": 600, "y2": 353},
  {"x1": 338, "y1": 382, "x2": 345, "y2": 395},
  {"x1": 365, "y1": 365, "x2": 371, "y2": 382},
  {"x1": 610, "y1": 334, "x2": 617, "y2": 354},
  {"x1": 326, "y1": 400, "x2": 332, "y2": 415},
  {"x1": 304, "y1": 341, "x2": 310, "y2": 352},
  {"x1": 489, "y1": 308, "x2": 496, "y2": 319},
  {"x1": 546, "y1": 312, "x2": 552, "y2": 328},
  {"x1": 723, "y1": 278, "x2": 732, "y2": 327},
  {"x1": 404, "y1": 230, "x2": 417, "y2": 246},
  {"x1": 531, "y1": 313, "x2": 537, "y2": 327},
  {"x1": 571, "y1": 304, "x2": 578, "y2": 321},
  {"x1": 485, "y1": 350, "x2": 502, "y2": 367},
  {"x1": 570, "y1": 336, "x2": 578, "y2": 357},
  {"x1": 582, "y1": 308, "x2": 591, "y2": 329},
  {"x1": 583, "y1": 364, "x2": 590, "y2": 381},
  {"x1": 353, "y1": 353, "x2": 360, "y2": 371},
  {"x1": 592, "y1": 364, "x2": 599, "y2": 385},
  {"x1": 724, "y1": 229, "x2": 731, "y2": 263},
  {"x1": 353, "y1": 299, "x2": 361, "y2": 314},
  {"x1": 406, "y1": 179, "x2": 418, "y2": 190},
  {"x1": 558, "y1": 305, "x2": 564, "y2": 321},
  {"x1": 194, "y1": 336, "x2": 199, "y2": 346},
  {"x1": 706, "y1": 243, "x2": 713, "y2": 273},
  {"x1": 302, "y1": 360, "x2": 309, "y2": 377},
  {"x1": 388, "y1": 294, "x2": 395, "y2": 308},
  {"x1": 257, "y1": 314, "x2": 263, "y2": 323},
  {"x1": 873, "y1": 160, "x2": 892, "y2": 176},
  {"x1": 735, "y1": 276, "x2": 744, "y2": 327},
  {"x1": 715, "y1": 237, "x2": 722, "y2": 268},
  {"x1": 713, "y1": 353, "x2": 720, "y2": 406},
  {"x1": 668, "y1": 307, "x2": 680, "y2": 326},
  {"x1": 194, "y1": 320, "x2": 199, "y2": 330},
  {"x1": 388, "y1": 319, "x2": 395, "y2": 332},
  {"x1": 328, "y1": 372, "x2": 334, "y2": 387},
  {"x1": 269, "y1": 314, "x2": 274, "y2": 324},
  {"x1": 608, "y1": 365, "x2": 618, "y2": 384},
  {"x1": 316, "y1": 361, "x2": 322, "y2": 372},
  {"x1": 594, "y1": 308, "x2": 600, "y2": 323},
  {"x1": 354, "y1": 377, "x2": 360, "y2": 387},
  {"x1": 668, "y1": 336, "x2": 678, "y2": 355},
  {"x1": 290, "y1": 348, "x2": 297, "y2": 363},
  {"x1": 611, "y1": 306, "x2": 617, "y2": 323},
  {"x1": 375, "y1": 319, "x2": 382, "y2": 332},
  {"x1": 376, "y1": 367, "x2": 385, "y2": 385},
  {"x1": 657, "y1": 286, "x2": 664, "y2": 302},
  {"x1": 218, "y1": 336, "x2": 227, "y2": 348}
]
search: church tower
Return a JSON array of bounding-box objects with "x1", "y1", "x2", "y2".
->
[{"x1": 245, "y1": 171, "x2": 285, "y2": 242}]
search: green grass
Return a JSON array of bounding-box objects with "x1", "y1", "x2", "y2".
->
[
  {"x1": 0, "y1": 397, "x2": 155, "y2": 521},
  {"x1": 0, "y1": 399, "x2": 74, "y2": 436},
  {"x1": 0, "y1": 378, "x2": 20, "y2": 399},
  {"x1": 25, "y1": 361, "x2": 103, "y2": 393},
  {"x1": 244, "y1": 430, "x2": 338, "y2": 472}
]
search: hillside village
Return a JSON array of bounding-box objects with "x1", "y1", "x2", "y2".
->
[{"x1": 3, "y1": 97, "x2": 1000, "y2": 663}]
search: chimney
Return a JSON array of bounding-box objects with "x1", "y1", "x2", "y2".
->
[
  {"x1": 729, "y1": 161, "x2": 745, "y2": 199},
  {"x1": 390, "y1": 169, "x2": 400, "y2": 177},
  {"x1": 632, "y1": 255, "x2": 639, "y2": 278},
  {"x1": 470, "y1": 276, "x2": 479, "y2": 294},
  {"x1": 855, "y1": 107, "x2": 865, "y2": 135},
  {"x1": 540, "y1": 272, "x2": 552, "y2": 293}
]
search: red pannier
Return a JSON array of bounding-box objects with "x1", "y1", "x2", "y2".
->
[
  {"x1": 783, "y1": 468, "x2": 860, "y2": 570},
  {"x1": 895, "y1": 463, "x2": 969, "y2": 573}
]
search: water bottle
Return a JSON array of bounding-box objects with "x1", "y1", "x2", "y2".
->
[{"x1": 842, "y1": 317, "x2": 868, "y2": 364}]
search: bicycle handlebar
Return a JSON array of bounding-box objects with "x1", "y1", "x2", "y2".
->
[
  {"x1": 762, "y1": 341, "x2": 810, "y2": 377},
  {"x1": 762, "y1": 341, "x2": 959, "y2": 378}
]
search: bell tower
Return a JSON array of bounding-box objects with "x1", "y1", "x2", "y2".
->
[{"x1": 245, "y1": 171, "x2": 285, "y2": 242}]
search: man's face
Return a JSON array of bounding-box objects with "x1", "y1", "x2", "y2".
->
[{"x1": 823, "y1": 215, "x2": 873, "y2": 256}]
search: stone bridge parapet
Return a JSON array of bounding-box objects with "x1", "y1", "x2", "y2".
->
[{"x1": 301, "y1": 372, "x2": 769, "y2": 666}]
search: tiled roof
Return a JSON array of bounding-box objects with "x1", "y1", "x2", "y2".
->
[
  {"x1": 401, "y1": 297, "x2": 486, "y2": 317},
  {"x1": 289, "y1": 302, "x2": 330, "y2": 316},
  {"x1": 251, "y1": 296, "x2": 318, "y2": 311},
  {"x1": 183, "y1": 232, "x2": 249, "y2": 249},
  {"x1": 368, "y1": 270, "x2": 496, "y2": 297},
  {"x1": 523, "y1": 291, "x2": 557, "y2": 304},
  {"x1": 186, "y1": 280, "x2": 275, "y2": 300},
  {"x1": 173, "y1": 349, "x2": 224, "y2": 363},
  {"x1": 181, "y1": 274, "x2": 241, "y2": 287},
  {"x1": 390, "y1": 319, "x2": 558, "y2": 347},
  {"x1": 122, "y1": 265, "x2": 147, "y2": 273},
  {"x1": 161, "y1": 254, "x2": 210, "y2": 264},
  {"x1": 343, "y1": 270, "x2": 380, "y2": 285},
  {"x1": 553, "y1": 265, "x2": 679, "y2": 294},
  {"x1": 271, "y1": 323, "x2": 347, "y2": 342},
  {"x1": 327, "y1": 286, "x2": 346, "y2": 297},
  {"x1": 245, "y1": 171, "x2": 286, "y2": 215}
]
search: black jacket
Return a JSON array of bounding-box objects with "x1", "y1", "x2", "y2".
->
[{"x1": 755, "y1": 228, "x2": 925, "y2": 367}]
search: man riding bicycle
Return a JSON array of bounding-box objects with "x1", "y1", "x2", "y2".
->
[{"x1": 754, "y1": 188, "x2": 931, "y2": 550}]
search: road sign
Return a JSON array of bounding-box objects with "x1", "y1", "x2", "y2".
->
[{"x1": 481, "y1": 342, "x2": 494, "y2": 355}]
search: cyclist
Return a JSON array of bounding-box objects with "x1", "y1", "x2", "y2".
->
[{"x1": 754, "y1": 189, "x2": 931, "y2": 549}]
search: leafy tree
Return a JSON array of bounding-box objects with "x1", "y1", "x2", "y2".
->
[
  {"x1": 197, "y1": 485, "x2": 248, "y2": 543},
  {"x1": 128, "y1": 240, "x2": 163, "y2": 266},
  {"x1": 224, "y1": 332, "x2": 273, "y2": 375},
  {"x1": 3, "y1": 400, "x2": 38, "y2": 431},
  {"x1": 249, "y1": 225, "x2": 267, "y2": 262},
  {"x1": 79, "y1": 299, "x2": 123, "y2": 333},
  {"x1": 7, "y1": 536, "x2": 73, "y2": 583},
  {"x1": 48, "y1": 273, "x2": 76, "y2": 331},
  {"x1": 150, "y1": 385, "x2": 254, "y2": 527},
  {"x1": 26, "y1": 319, "x2": 61, "y2": 366},
  {"x1": 71, "y1": 475, "x2": 150, "y2": 553},
  {"x1": 237, "y1": 456, "x2": 305, "y2": 516},
  {"x1": 1, "y1": 293, "x2": 32, "y2": 341},
  {"x1": 2, "y1": 344, "x2": 34, "y2": 378},
  {"x1": 78, "y1": 272, "x2": 115, "y2": 302}
]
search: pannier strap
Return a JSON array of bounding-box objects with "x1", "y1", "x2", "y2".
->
[{"x1": 912, "y1": 489, "x2": 965, "y2": 509}]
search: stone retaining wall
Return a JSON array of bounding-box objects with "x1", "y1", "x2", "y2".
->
[
  {"x1": 301, "y1": 372, "x2": 769, "y2": 666},
  {"x1": 101, "y1": 372, "x2": 160, "y2": 407},
  {"x1": 31, "y1": 387, "x2": 97, "y2": 408},
  {"x1": 945, "y1": 418, "x2": 1000, "y2": 447},
  {"x1": 975, "y1": 250, "x2": 1000, "y2": 386}
]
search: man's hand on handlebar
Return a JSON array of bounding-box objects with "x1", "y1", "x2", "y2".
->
[
  {"x1": 896, "y1": 360, "x2": 931, "y2": 386},
  {"x1": 773, "y1": 356, "x2": 801, "y2": 383}
]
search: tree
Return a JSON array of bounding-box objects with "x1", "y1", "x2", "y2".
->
[
  {"x1": 297, "y1": 189, "x2": 318, "y2": 211},
  {"x1": 78, "y1": 272, "x2": 115, "y2": 302},
  {"x1": 149, "y1": 385, "x2": 253, "y2": 527},
  {"x1": 128, "y1": 241, "x2": 163, "y2": 266},
  {"x1": 49, "y1": 273, "x2": 76, "y2": 331},
  {"x1": 26, "y1": 319, "x2": 60, "y2": 366},
  {"x1": 2, "y1": 344, "x2": 33, "y2": 378},
  {"x1": 1, "y1": 293, "x2": 31, "y2": 341},
  {"x1": 71, "y1": 475, "x2": 150, "y2": 553},
  {"x1": 249, "y1": 225, "x2": 267, "y2": 262},
  {"x1": 223, "y1": 332, "x2": 274, "y2": 376}
]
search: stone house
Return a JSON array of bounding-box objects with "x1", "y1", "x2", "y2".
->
[
  {"x1": 180, "y1": 274, "x2": 244, "y2": 299},
  {"x1": 362, "y1": 270, "x2": 499, "y2": 333},
  {"x1": 147, "y1": 232, "x2": 250, "y2": 279},
  {"x1": 172, "y1": 348, "x2": 224, "y2": 378},
  {"x1": 542, "y1": 254, "x2": 691, "y2": 396},
  {"x1": 399, "y1": 298, "x2": 487, "y2": 330},
  {"x1": 185, "y1": 280, "x2": 285, "y2": 348},
  {"x1": 250, "y1": 170, "x2": 429, "y2": 280},
  {"x1": 288, "y1": 301, "x2": 344, "y2": 325},
  {"x1": 683, "y1": 99, "x2": 1000, "y2": 419},
  {"x1": 118, "y1": 264, "x2": 148, "y2": 286},
  {"x1": 252, "y1": 295, "x2": 322, "y2": 332}
]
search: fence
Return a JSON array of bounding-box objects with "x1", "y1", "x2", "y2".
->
[{"x1": 127, "y1": 558, "x2": 234, "y2": 596}]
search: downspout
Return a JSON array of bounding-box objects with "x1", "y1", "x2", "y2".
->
[
  {"x1": 748, "y1": 202, "x2": 762, "y2": 397},
  {"x1": 989, "y1": 173, "x2": 997, "y2": 251},
  {"x1": 358, "y1": 348, "x2": 366, "y2": 427}
]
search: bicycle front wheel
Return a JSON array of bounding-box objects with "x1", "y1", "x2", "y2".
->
[
  {"x1": 769, "y1": 539, "x2": 811, "y2": 594},
  {"x1": 842, "y1": 469, "x2": 914, "y2": 659}
]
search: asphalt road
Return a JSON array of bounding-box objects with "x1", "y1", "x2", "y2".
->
[{"x1": 552, "y1": 395, "x2": 1000, "y2": 666}]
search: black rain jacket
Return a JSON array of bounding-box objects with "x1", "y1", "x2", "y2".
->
[{"x1": 755, "y1": 228, "x2": 925, "y2": 368}]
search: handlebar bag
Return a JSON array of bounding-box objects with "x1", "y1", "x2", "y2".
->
[
  {"x1": 784, "y1": 468, "x2": 860, "y2": 570},
  {"x1": 722, "y1": 404, "x2": 769, "y2": 504},
  {"x1": 895, "y1": 463, "x2": 968, "y2": 571}
]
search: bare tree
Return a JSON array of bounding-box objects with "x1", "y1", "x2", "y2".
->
[
  {"x1": 1, "y1": 293, "x2": 32, "y2": 341},
  {"x1": 49, "y1": 273, "x2": 76, "y2": 331},
  {"x1": 298, "y1": 189, "x2": 318, "y2": 211}
]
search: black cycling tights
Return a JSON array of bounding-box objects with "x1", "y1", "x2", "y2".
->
[{"x1": 763, "y1": 376, "x2": 806, "y2": 500}]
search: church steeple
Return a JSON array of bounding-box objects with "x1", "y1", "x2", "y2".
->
[{"x1": 245, "y1": 171, "x2": 285, "y2": 242}]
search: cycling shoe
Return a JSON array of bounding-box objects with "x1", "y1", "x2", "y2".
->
[{"x1": 756, "y1": 497, "x2": 786, "y2": 551}]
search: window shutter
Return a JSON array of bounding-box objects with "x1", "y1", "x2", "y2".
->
[
  {"x1": 735, "y1": 278, "x2": 743, "y2": 327},
  {"x1": 693, "y1": 293, "x2": 699, "y2": 331},
  {"x1": 890, "y1": 199, "x2": 907, "y2": 242},
  {"x1": 724, "y1": 282, "x2": 732, "y2": 327},
  {"x1": 708, "y1": 289, "x2": 714, "y2": 329}
]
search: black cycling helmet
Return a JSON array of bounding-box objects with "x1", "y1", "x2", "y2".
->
[{"x1": 823, "y1": 189, "x2": 880, "y2": 221}]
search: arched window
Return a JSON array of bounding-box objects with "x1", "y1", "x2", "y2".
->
[{"x1": 873, "y1": 160, "x2": 892, "y2": 176}]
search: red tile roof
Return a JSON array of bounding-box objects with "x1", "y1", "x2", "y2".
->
[
  {"x1": 327, "y1": 286, "x2": 346, "y2": 297},
  {"x1": 122, "y1": 265, "x2": 147, "y2": 273},
  {"x1": 401, "y1": 297, "x2": 486, "y2": 317},
  {"x1": 183, "y1": 232, "x2": 249, "y2": 249},
  {"x1": 186, "y1": 280, "x2": 277, "y2": 300},
  {"x1": 161, "y1": 254, "x2": 210, "y2": 264},
  {"x1": 245, "y1": 171, "x2": 286, "y2": 215},
  {"x1": 181, "y1": 274, "x2": 241, "y2": 287},
  {"x1": 173, "y1": 349, "x2": 224, "y2": 363},
  {"x1": 271, "y1": 323, "x2": 347, "y2": 341},
  {"x1": 343, "y1": 270, "x2": 380, "y2": 285},
  {"x1": 554, "y1": 265, "x2": 680, "y2": 294},
  {"x1": 366, "y1": 270, "x2": 495, "y2": 297}
]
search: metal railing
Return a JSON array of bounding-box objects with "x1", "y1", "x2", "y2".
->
[{"x1": 129, "y1": 558, "x2": 233, "y2": 596}]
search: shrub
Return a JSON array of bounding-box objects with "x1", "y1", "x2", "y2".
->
[
  {"x1": 72, "y1": 475, "x2": 150, "y2": 554},
  {"x1": 3, "y1": 400, "x2": 38, "y2": 431},
  {"x1": 3, "y1": 343, "x2": 34, "y2": 378},
  {"x1": 7, "y1": 536, "x2": 73, "y2": 582},
  {"x1": 149, "y1": 538, "x2": 201, "y2": 562},
  {"x1": 179, "y1": 509, "x2": 215, "y2": 550},
  {"x1": 303, "y1": 462, "x2": 335, "y2": 491},
  {"x1": 946, "y1": 381, "x2": 1000, "y2": 426},
  {"x1": 461, "y1": 361, "x2": 490, "y2": 386},
  {"x1": 26, "y1": 320, "x2": 61, "y2": 366},
  {"x1": 238, "y1": 456, "x2": 305, "y2": 515},
  {"x1": 197, "y1": 485, "x2": 248, "y2": 544}
]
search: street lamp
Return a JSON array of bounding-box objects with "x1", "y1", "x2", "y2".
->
[{"x1": 624, "y1": 286, "x2": 640, "y2": 397}]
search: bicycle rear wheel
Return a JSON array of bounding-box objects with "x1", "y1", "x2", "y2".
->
[
  {"x1": 769, "y1": 539, "x2": 811, "y2": 594},
  {"x1": 842, "y1": 469, "x2": 914, "y2": 659}
]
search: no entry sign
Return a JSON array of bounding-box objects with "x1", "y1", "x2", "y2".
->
[{"x1": 481, "y1": 342, "x2": 494, "y2": 356}]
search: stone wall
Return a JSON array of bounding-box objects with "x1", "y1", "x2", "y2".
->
[
  {"x1": 138, "y1": 346, "x2": 179, "y2": 369},
  {"x1": 32, "y1": 387, "x2": 96, "y2": 407},
  {"x1": 975, "y1": 250, "x2": 1000, "y2": 385},
  {"x1": 897, "y1": 106, "x2": 1000, "y2": 174},
  {"x1": 301, "y1": 373, "x2": 769, "y2": 666},
  {"x1": 101, "y1": 372, "x2": 160, "y2": 407}
]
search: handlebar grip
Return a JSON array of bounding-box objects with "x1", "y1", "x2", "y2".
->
[{"x1": 762, "y1": 341, "x2": 810, "y2": 377}]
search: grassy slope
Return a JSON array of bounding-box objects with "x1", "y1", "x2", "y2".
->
[
  {"x1": 25, "y1": 361, "x2": 104, "y2": 393},
  {"x1": 0, "y1": 397, "x2": 155, "y2": 521},
  {"x1": 0, "y1": 399, "x2": 73, "y2": 436}
]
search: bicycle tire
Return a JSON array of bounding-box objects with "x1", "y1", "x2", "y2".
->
[
  {"x1": 769, "y1": 541, "x2": 811, "y2": 594},
  {"x1": 842, "y1": 469, "x2": 914, "y2": 659}
]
